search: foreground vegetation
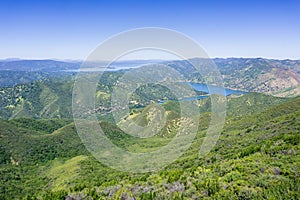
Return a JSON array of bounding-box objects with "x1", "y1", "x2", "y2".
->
[{"x1": 0, "y1": 91, "x2": 299, "y2": 199}]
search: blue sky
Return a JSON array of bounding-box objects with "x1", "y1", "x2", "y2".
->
[{"x1": 0, "y1": 0, "x2": 299, "y2": 60}]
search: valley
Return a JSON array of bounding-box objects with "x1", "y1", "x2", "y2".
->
[{"x1": 0, "y1": 58, "x2": 299, "y2": 199}]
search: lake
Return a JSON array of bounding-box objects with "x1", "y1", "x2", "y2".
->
[
  {"x1": 189, "y1": 82, "x2": 247, "y2": 96},
  {"x1": 159, "y1": 83, "x2": 247, "y2": 103}
]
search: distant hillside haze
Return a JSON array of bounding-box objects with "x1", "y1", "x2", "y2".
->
[
  {"x1": 0, "y1": 60, "x2": 80, "y2": 71},
  {"x1": 213, "y1": 58, "x2": 300, "y2": 97},
  {"x1": 0, "y1": 58, "x2": 299, "y2": 97}
]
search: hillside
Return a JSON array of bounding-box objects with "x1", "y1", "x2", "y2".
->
[
  {"x1": 0, "y1": 72, "x2": 290, "y2": 121},
  {"x1": 0, "y1": 95, "x2": 299, "y2": 199},
  {"x1": 0, "y1": 78, "x2": 74, "y2": 119},
  {"x1": 214, "y1": 58, "x2": 300, "y2": 97},
  {"x1": 166, "y1": 58, "x2": 300, "y2": 97}
]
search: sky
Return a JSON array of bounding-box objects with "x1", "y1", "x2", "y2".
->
[{"x1": 0, "y1": 0, "x2": 299, "y2": 60}]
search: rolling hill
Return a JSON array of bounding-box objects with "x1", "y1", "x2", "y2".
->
[
  {"x1": 0, "y1": 58, "x2": 299, "y2": 199},
  {"x1": 0, "y1": 94, "x2": 299, "y2": 199}
]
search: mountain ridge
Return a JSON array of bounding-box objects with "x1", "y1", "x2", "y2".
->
[{"x1": 1, "y1": 57, "x2": 299, "y2": 97}]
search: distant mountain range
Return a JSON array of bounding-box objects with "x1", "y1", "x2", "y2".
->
[{"x1": 0, "y1": 58, "x2": 299, "y2": 97}]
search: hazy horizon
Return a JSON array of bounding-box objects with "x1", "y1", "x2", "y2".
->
[{"x1": 1, "y1": 56, "x2": 300, "y2": 62}]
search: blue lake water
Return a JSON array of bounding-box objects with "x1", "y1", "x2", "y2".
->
[
  {"x1": 189, "y1": 82, "x2": 247, "y2": 96},
  {"x1": 159, "y1": 83, "x2": 247, "y2": 103}
]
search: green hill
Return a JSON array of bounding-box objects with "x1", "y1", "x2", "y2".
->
[{"x1": 0, "y1": 94, "x2": 299, "y2": 199}]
